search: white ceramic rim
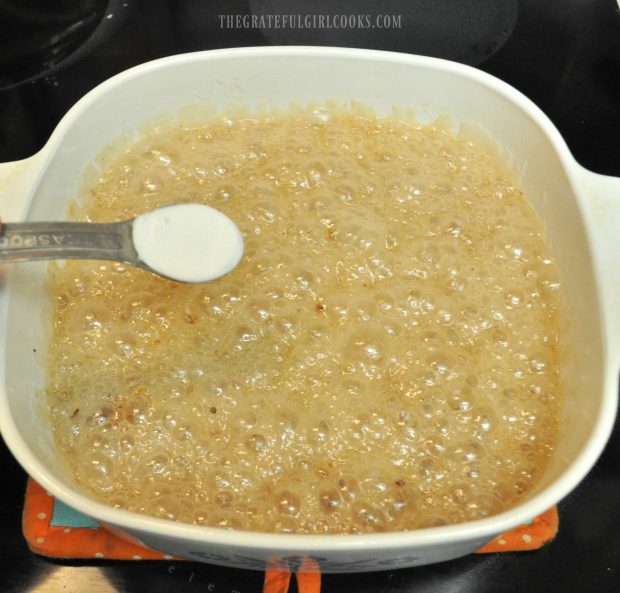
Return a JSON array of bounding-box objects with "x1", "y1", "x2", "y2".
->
[{"x1": 0, "y1": 45, "x2": 617, "y2": 554}]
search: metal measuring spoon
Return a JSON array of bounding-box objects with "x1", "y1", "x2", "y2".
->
[{"x1": 0, "y1": 204, "x2": 244, "y2": 283}]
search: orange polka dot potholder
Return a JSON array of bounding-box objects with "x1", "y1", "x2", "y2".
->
[
  {"x1": 23, "y1": 479, "x2": 174, "y2": 561},
  {"x1": 23, "y1": 477, "x2": 558, "y2": 561},
  {"x1": 476, "y1": 506, "x2": 558, "y2": 552}
]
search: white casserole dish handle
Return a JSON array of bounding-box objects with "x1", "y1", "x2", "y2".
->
[
  {"x1": 0, "y1": 153, "x2": 44, "y2": 224},
  {"x1": 577, "y1": 166, "x2": 620, "y2": 367}
]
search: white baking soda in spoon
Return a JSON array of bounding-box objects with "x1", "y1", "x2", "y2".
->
[
  {"x1": 132, "y1": 203, "x2": 244, "y2": 283},
  {"x1": 0, "y1": 203, "x2": 244, "y2": 283}
]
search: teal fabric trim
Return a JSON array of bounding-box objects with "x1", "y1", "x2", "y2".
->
[{"x1": 50, "y1": 498, "x2": 100, "y2": 529}]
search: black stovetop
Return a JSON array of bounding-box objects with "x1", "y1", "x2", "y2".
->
[{"x1": 2, "y1": 1, "x2": 620, "y2": 592}]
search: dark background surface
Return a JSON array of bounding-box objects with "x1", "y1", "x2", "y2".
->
[{"x1": 1, "y1": 1, "x2": 620, "y2": 591}]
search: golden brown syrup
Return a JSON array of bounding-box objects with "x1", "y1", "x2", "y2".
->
[{"x1": 44, "y1": 108, "x2": 562, "y2": 533}]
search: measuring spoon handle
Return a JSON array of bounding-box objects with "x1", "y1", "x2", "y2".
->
[{"x1": 0, "y1": 219, "x2": 139, "y2": 264}]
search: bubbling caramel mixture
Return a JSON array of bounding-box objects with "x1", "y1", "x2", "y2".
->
[{"x1": 45, "y1": 107, "x2": 562, "y2": 533}]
